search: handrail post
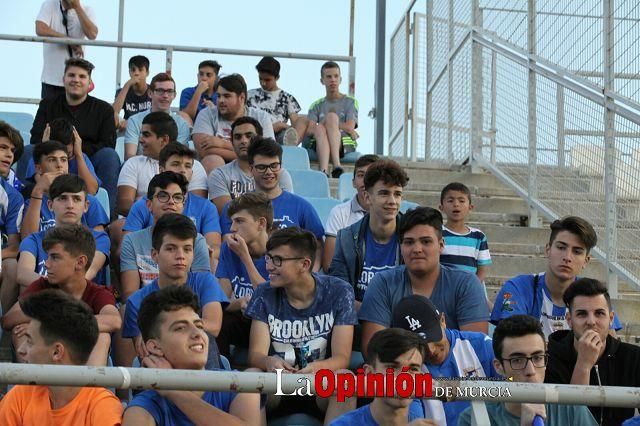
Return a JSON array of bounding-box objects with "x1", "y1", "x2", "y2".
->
[{"x1": 527, "y1": 0, "x2": 541, "y2": 228}]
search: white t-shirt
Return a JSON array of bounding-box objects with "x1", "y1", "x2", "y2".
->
[
  {"x1": 117, "y1": 156, "x2": 208, "y2": 197},
  {"x1": 324, "y1": 195, "x2": 367, "y2": 237},
  {"x1": 36, "y1": 0, "x2": 96, "y2": 86}
]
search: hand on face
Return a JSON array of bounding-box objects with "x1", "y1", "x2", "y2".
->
[{"x1": 575, "y1": 329, "x2": 603, "y2": 367}]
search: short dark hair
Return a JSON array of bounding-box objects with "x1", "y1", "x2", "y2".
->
[
  {"x1": 227, "y1": 192, "x2": 273, "y2": 231},
  {"x1": 548, "y1": 216, "x2": 597, "y2": 253},
  {"x1": 20, "y1": 289, "x2": 99, "y2": 365},
  {"x1": 267, "y1": 227, "x2": 317, "y2": 267},
  {"x1": 33, "y1": 141, "x2": 67, "y2": 165},
  {"x1": 563, "y1": 278, "x2": 612, "y2": 312},
  {"x1": 366, "y1": 328, "x2": 426, "y2": 365},
  {"x1": 440, "y1": 182, "x2": 472, "y2": 204},
  {"x1": 0, "y1": 120, "x2": 24, "y2": 165},
  {"x1": 256, "y1": 56, "x2": 281, "y2": 78},
  {"x1": 492, "y1": 315, "x2": 545, "y2": 360},
  {"x1": 147, "y1": 171, "x2": 188, "y2": 200},
  {"x1": 49, "y1": 174, "x2": 87, "y2": 201},
  {"x1": 397, "y1": 207, "x2": 443, "y2": 241},
  {"x1": 42, "y1": 224, "x2": 96, "y2": 271},
  {"x1": 216, "y1": 73, "x2": 247, "y2": 99},
  {"x1": 150, "y1": 72, "x2": 176, "y2": 91},
  {"x1": 142, "y1": 111, "x2": 178, "y2": 142},
  {"x1": 159, "y1": 143, "x2": 196, "y2": 168},
  {"x1": 231, "y1": 116, "x2": 263, "y2": 138},
  {"x1": 138, "y1": 285, "x2": 201, "y2": 342},
  {"x1": 199, "y1": 60, "x2": 221, "y2": 74},
  {"x1": 321, "y1": 61, "x2": 340, "y2": 77},
  {"x1": 48, "y1": 118, "x2": 74, "y2": 145},
  {"x1": 152, "y1": 213, "x2": 197, "y2": 252},
  {"x1": 129, "y1": 55, "x2": 150, "y2": 71},
  {"x1": 353, "y1": 154, "x2": 380, "y2": 177},
  {"x1": 247, "y1": 137, "x2": 282, "y2": 164},
  {"x1": 64, "y1": 58, "x2": 94, "y2": 75},
  {"x1": 363, "y1": 159, "x2": 409, "y2": 191}
]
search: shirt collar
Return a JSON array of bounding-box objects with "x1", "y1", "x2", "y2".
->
[{"x1": 350, "y1": 195, "x2": 366, "y2": 214}]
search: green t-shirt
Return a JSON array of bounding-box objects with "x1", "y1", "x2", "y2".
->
[{"x1": 457, "y1": 402, "x2": 597, "y2": 426}]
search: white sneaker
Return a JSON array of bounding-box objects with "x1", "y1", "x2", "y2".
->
[{"x1": 283, "y1": 127, "x2": 299, "y2": 146}]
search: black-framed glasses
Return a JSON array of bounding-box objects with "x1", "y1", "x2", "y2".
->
[
  {"x1": 500, "y1": 354, "x2": 548, "y2": 370},
  {"x1": 265, "y1": 253, "x2": 305, "y2": 267},
  {"x1": 154, "y1": 191, "x2": 185, "y2": 204},
  {"x1": 153, "y1": 88, "x2": 176, "y2": 96},
  {"x1": 253, "y1": 162, "x2": 281, "y2": 173}
]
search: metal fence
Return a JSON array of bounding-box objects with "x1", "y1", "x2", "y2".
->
[{"x1": 391, "y1": 0, "x2": 640, "y2": 295}]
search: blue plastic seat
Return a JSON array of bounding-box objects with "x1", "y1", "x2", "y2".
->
[
  {"x1": 96, "y1": 188, "x2": 111, "y2": 221},
  {"x1": 287, "y1": 170, "x2": 330, "y2": 198},
  {"x1": 0, "y1": 112, "x2": 34, "y2": 133},
  {"x1": 337, "y1": 173, "x2": 356, "y2": 201},
  {"x1": 306, "y1": 197, "x2": 342, "y2": 227},
  {"x1": 282, "y1": 146, "x2": 310, "y2": 170},
  {"x1": 116, "y1": 136, "x2": 125, "y2": 163},
  {"x1": 400, "y1": 200, "x2": 420, "y2": 213},
  {"x1": 19, "y1": 131, "x2": 30, "y2": 145},
  {"x1": 304, "y1": 148, "x2": 362, "y2": 164}
]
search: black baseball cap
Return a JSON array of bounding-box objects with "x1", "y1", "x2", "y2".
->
[{"x1": 391, "y1": 295, "x2": 443, "y2": 342}]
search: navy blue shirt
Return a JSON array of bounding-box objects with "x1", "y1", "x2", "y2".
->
[
  {"x1": 215, "y1": 242, "x2": 267, "y2": 299},
  {"x1": 355, "y1": 229, "x2": 398, "y2": 301}
]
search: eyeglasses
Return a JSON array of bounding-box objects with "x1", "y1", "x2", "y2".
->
[
  {"x1": 153, "y1": 88, "x2": 176, "y2": 96},
  {"x1": 253, "y1": 162, "x2": 281, "y2": 173},
  {"x1": 154, "y1": 191, "x2": 185, "y2": 204},
  {"x1": 265, "y1": 253, "x2": 305, "y2": 267},
  {"x1": 500, "y1": 354, "x2": 548, "y2": 370}
]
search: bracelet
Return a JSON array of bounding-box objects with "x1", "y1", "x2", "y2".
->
[{"x1": 30, "y1": 196, "x2": 43, "y2": 200}]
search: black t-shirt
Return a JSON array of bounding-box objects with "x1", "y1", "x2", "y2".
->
[{"x1": 115, "y1": 86, "x2": 151, "y2": 119}]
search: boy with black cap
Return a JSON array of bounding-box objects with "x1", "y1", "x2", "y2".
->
[
  {"x1": 392, "y1": 295, "x2": 497, "y2": 426},
  {"x1": 247, "y1": 56, "x2": 307, "y2": 146}
]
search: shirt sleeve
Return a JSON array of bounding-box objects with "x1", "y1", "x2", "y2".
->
[
  {"x1": 117, "y1": 157, "x2": 140, "y2": 189},
  {"x1": 176, "y1": 116, "x2": 191, "y2": 144},
  {"x1": 123, "y1": 199, "x2": 149, "y2": 232},
  {"x1": 215, "y1": 243, "x2": 231, "y2": 279},
  {"x1": 88, "y1": 390, "x2": 124, "y2": 426},
  {"x1": 5, "y1": 189, "x2": 24, "y2": 236},
  {"x1": 333, "y1": 281, "x2": 358, "y2": 326},
  {"x1": 199, "y1": 198, "x2": 221, "y2": 234},
  {"x1": 189, "y1": 161, "x2": 209, "y2": 192},
  {"x1": 19, "y1": 234, "x2": 39, "y2": 257},
  {"x1": 122, "y1": 296, "x2": 141, "y2": 338},
  {"x1": 120, "y1": 233, "x2": 139, "y2": 272},
  {"x1": 192, "y1": 108, "x2": 215, "y2": 135},
  {"x1": 0, "y1": 386, "x2": 27, "y2": 425},
  {"x1": 279, "y1": 169, "x2": 294, "y2": 193},
  {"x1": 91, "y1": 285, "x2": 117, "y2": 312},
  {"x1": 124, "y1": 114, "x2": 141, "y2": 145},
  {"x1": 86, "y1": 197, "x2": 109, "y2": 227},
  {"x1": 454, "y1": 275, "x2": 490, "y2": 326},
  {"x1": 327, "y1": 228, "x2": 351, "y2": 283},
  {"x1": 219, "y1": 203, "x2": 232, "y2": 235},
  {"x1": 344, "y1": 98, "x2": 358, "y2": 124},
  {"x1": 259, "y1": 113, "x2": 275, "y2": 139},
  {"x1": 358, "y1": 273, "x2": 393, "y2": 326},
  {"x1": 244, "y1": 284, "x2": 268, "y2": 323},
  {"x1": 490, "y1": 277, "x2": 533, "y2": 324},
  {"x1": 191, "y1": 235, "x2": 211, "y2": 272},
  {"x1": 477, "y1": 233, "x2": 492, "y2": 266},
  {"x1": 19, "y1": 280, "x2": 46, "y2": 300},
  {"x1": 94, "y1": 231, "x2": 111, "y2": 257},
  {"x1": 128, "y1": 391, "x2": 164, "y2": 424},
  {"x1": 95, "y1": 102, "x2": 117, "y2": 151},
  {"x1": 198, "y1": 274, "x2": 229, "y2": 307},
  {"x1": 286, "y1": 93, "x2": 302, "y2": 116},
  {"x1": 179, "y1": 87, "x2": 193, "y2": 110},
  {"x1": 207, "y1": 169, "x2": 231, "y2": 199},
  {"x1": 308, "y1": 102, "x2": 319, "y2": 123},
  {"x1": 324, "y1": 203, "x2": 346, "y2": 237},
  {"x1": 36, "y1": 0, "x2": 55, "y2": 24}
]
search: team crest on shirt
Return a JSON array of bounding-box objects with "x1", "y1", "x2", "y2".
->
[
  {"x1": 501, "y1": 292, "x2": 515, "y2": 312},
  {"x1": 462, "y1": 367, "x2": 480, "y2": 378}
]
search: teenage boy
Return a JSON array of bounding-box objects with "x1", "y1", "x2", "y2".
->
[
  {"x1": 392, "y1": 295, "x2": 497, "y2": 426},
  {"x1": 303, "y1": 61, "x2": 359, "y2": 178},
  {"x1": 192, "y1": 73, "x2": 274, "y2": 174},
  {"x1": 123, "y1": 213, "x2": 227, "y2": 367},
  {"x1": 457, "y1": 315, "x2": 597, "y2": 426},
  {"x1": 0, "y1": 121, "x2": 25, "y2": 312},
  {"x1": 17, "y1": 175, "x2": 110, "y2": 289},
  {"x1": 323, "y1": 154, "x2": 379, "y2": 271},
  {"x1": 359, "y1": 207, "x2": 489, "y2": 358},
  {"x1": 20, "y1": 141, "x2": 108, "y2": 239},
  {"x1": 439, "y1": 182, "x2": 491, "y2": 282},
  {"x1": 215, "y1": 192, "x2": 271, "y2": 357},
  {"x1": 117, "y1": 111, "x2": 208, "y2": 217},
  {"x1": 124, "y1": 73, "x2": 191, "y2": 160},
  {"x1": 180, "y1": 60, "x2": 221, "y2": 122},
  {"x1": 491, "y1": 216, "x2": 622, "y2": 339},
  {"x1": 330, "y1": 328, "x2": 437, "y2": 426},
  {"x1": 2, "y1": 224, "x2": 121, "y2": 366},
  {"x1": 546, "y1": 278, "x2": 640, "y2": 425},
  {"x1": 30, "y1": 58, "x2": 119, "y2": 213},
  {"x1": 24, "y1": 117, "x2": 100, "y2": 194},
  {"x1": 329, "y1": 159, "x2": 408, "y2": 305},
  {"x1": 120, "y1": 172, "x2": 211, "y2": 301},
  {"x1": 0, "y1": 290, "x2": 123, "y2": 424},
  {"x1": 122, "y1": 285, "x2": 260, "y2": 425},
  {"x1": 219, "y1": 137, "x2": 324, "y2": 269},
  {"x1": 113, "y1": 55, "x2": 152, "y2": 131},
  {"x1": 247, "y1": 56, "x2": 307, "y2": 145},
  {"x1": 208, "y1": 116, "x2": 292, "y2": 214}
]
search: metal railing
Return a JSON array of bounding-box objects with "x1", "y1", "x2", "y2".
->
[{"x1": 390, "y1": 0, "x2": 640, "y2": 295}]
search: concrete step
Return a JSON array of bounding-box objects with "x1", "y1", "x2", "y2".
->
[
  {"x1": 401, "y1": 193, "x2": 529, "y2": 214},
  {"x1": 490, "y1": 242, "x2": 546, "y2": 255},
  {"x1": 480, "y1": 224, "x2": 550, "y2": 245}
]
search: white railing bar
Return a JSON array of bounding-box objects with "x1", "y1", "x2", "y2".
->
[
  {"x1": 479, "y1": 7, "x2": 640, "y2": 22},
  {"x1": 427, "y1": 30, "x2": 471, "y2": 94}
]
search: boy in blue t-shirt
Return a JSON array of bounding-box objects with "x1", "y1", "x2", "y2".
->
[
  {"x1": 123, "y1": 213, "x2": 227, "y2": 369},
  {"x1": 20, "y1": 141, "x2": 108, "y2": 239},
  {"x1": 123, "y1": 285, "x2": 260, "y2": 425},
  {"x1": 215, "y1": 191, "x2": 270, "y2": 357},
  {"x1": 245, "y1": 227, "x2": 357, "y2": 422},
  {"x1": 17, "y1": 175, "x2": 110, "y2": 288}
]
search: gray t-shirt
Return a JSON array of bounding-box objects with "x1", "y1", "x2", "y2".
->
[
  {"x1": 192, "y1": 105, "x2": 275, "y2": 141},
  {"x1": 208, "y1": 160, "x2": 293, "y2": 200},
  {"x1": 120, "y1": 226, "x2": 211, "y2": 286},
  {"x1": 358, "y1": 265, "x2": 489, "y2": 330},
  {"x1": 308, "y1": 95, "x2": 358, "y2": 124}
]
